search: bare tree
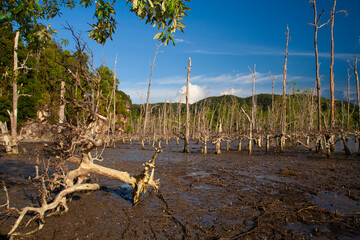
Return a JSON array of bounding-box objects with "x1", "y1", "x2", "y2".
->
[
  {"x1": 281, "y1": 26, "x2": 290, "y2": 151},
  {"x1": 143, "y1": 44, "x2": 163, "y2": 149},
  {"x1": 348, "y1": 55, "x2": 360, "y2": 154},
  {"x1": 346, "y1": 68, "x2": 352, "y2": 129},
  {"x1": 112, "y1": 53, "x2": 118, "y2": 135},
  {"x1": 309, "y1": 0, "x2": 330, "y2": 132},
  {"x1": 6, "y1": 31, "x2": 33, "y2": 154},
  {"x1": 348, "y1": 55, "x2": 360, "y2": 129},
  {"x1": 183, "y1": 57, "x2": 191, "y2": 153},
  {"x1": 59, "y1": 79, "x2": 66, "y2": 123},
  {"x1": 329, "y1": 0, "x2": 347, "y2": 128}
]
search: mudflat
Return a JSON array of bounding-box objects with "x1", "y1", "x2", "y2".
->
[{"x1": 1, "y1": 141, "x2": 359, "y2": 239}]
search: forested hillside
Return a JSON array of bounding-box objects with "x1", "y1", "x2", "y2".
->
[{"x1": 0, "y1": 24, "x2": 131, "y2": 129}]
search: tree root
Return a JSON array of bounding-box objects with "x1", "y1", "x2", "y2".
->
[
  {"x1": 7, "y1": 183, "x2": 100, "y2": 237},
  {"x1": 3, "y1": 149, "x2": 162, "y2": 237}
]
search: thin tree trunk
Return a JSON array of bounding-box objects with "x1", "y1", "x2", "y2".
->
[
  {"x1": 112, "y1": 54, "x2": 117, "y2": 135},
  {"x1": 310, "y1": 0, "x2": 329, "y2": 132},
  {"x1": 143, "y1": 44, "x2": 162, "y2": 148},
  {"x1": 347, "y1": 68, "x2": 351, "y2": 129},
  {"x1": 183, "y1": 57, "x2": 191, "y2": 153},
  {"x1": 9, "y1": 31, "x2": 20, "y2": 154},
  {"x1": 59, "y1": 80, "x2": 66, "y2": 123},
  {"x1": 269, "y1": 72, "x2": 276, "y2": 133},
  {"x1": 281, "y1": 26, "x2": 290, "y2": 151},
  {"x1": 329, "y1": 0, "x2": 336, "y2": 128}
]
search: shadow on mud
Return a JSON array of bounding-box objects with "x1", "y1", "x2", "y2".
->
[{"x1": 100, "y1": 185, "x2": 133, "y2": 204}]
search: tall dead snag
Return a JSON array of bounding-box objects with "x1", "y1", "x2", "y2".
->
[
  {"x1": 250, "y1": 65, "x2": 256, "y2": 155},
  {"x1": 250, "y1": 65, "x2": 257, "y2": 138},
  {"x1": 112, "y1": 53, "x2": 118, "y2": 136},
  {"x1": 183, "y1": 57, "x2": 191, "y2": 153},
  {"x1": 329, "y1": 1, "x2": 336, "y2": 129},
  {"x1": 213, "y1": 118, "x2": 222, "y2": 154},
  {"x1": 176, "y1": 95, "x2": 182, "y2": 145},
  {"x1": 329, "y1": 0, "x2": 347, "y2": 129},
  {"x1": 348, "y1": 55, "x2": 360, "y2": 154},
  {"x1": 309, "y1": 0, "x2": 330, "y2": 133},
  {"x1": 281, "y1": 26, "x2": 290, "y2": 152},
  {"x1": 241, "y1": 107, "x2": 252, "y2": 156},
  {"x1": 143, "y1": 44, "x2": 163, "y2": 149},
  {"x1": 346, "y1": 68, "x2": 352, "y2": 129},
  {"x1": 7, "y1": 31, "x2": 21, "y2": 154},
  {"x1": 59, "y1": 79, "x2": 66, "y2": 123}
]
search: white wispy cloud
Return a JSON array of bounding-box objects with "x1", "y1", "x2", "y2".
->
[
  {"x1": 174, "y1": 38, "x2": 191, "y2": 44},
  {"x1": 220, "y1": 88, "x2": 243, "y2": 96},
  {"x1": 192, "y1": 48, "x2": 356, "y2": 60}
]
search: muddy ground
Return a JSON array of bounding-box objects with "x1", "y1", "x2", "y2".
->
[{"x1": 0, "y1": 140, "x2": 360, "y2": 239}]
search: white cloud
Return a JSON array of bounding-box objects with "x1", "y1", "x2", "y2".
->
[
  {"x1": 220, "y1": 88, "x2": 242, "y2": 96},
  {"x1": 178, "y1": 83, "x2": 207, "y2": 104},
  {"x1": 192, "y1": 47, "x2": 355, "y2": 60},
  {"x1": 174, "y1": 38, "x2": 191, "y2": 44}
]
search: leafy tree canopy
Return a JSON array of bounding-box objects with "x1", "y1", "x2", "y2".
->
[{"x1": 0, "y1": 0, "x2": 190, "y2": 45}]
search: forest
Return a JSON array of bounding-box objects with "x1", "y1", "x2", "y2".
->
[{"x1": 0, "y1": 0, "x2": 360, "y2": 239}]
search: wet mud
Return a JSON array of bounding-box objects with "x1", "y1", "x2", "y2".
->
[{"x1": 0, "y1": 140, "x2": 360, "y2": 239}]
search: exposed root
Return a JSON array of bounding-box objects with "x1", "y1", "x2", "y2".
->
[{"x1": 7, "y1": 183, "x2": 100, "y2": 237}]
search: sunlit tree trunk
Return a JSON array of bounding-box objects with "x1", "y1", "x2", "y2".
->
[
  {"x1": 143, "y1": 44, "x2": 162, "y2": 149},
  {"x1": 183, "y1": 57, "x2": 191, "y2": 153},
  {"x1": 59, "y1": 78, "x2": 66, "y2": 124},
  {"x1": 329, "y1": 1, "x2": 336, "y2": 128},
  {"x1": 347, "y1": 68, "x2": 351, "y2": 129},
  {"x1": 310, "y1": 0, "x2": 329, "y2": 133},
  {"x1": 281, "y1": 26, "x2": 289, "y2": 151},
  {"x1": 112, "y1": 54, "x2": 117, "y2": 135},
  {"x1": 8, "y1": 31, "x2": 20, "y2": 154}
]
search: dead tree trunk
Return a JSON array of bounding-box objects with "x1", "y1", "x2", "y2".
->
[
  {"x1": 112, "y1": 53, "x2": 118, "y2": 135},
  {"x1": 347, "y1": 68, "x2": 352, "y2": 129},
  {"x1": 7, "y1": 31, "x2": 20, "y2": 154},
  {"x1": 183, "y1": 57, "x2": 191, "y2": 153},
  {"x1": 329, "y1": 1, "x2": 336, "y2": 129},
  {"x1": 281, "y1": 26, "x2": 290, "y2": 151},
  {"x1": 329, "y1": 1, "x2": 346, "y2": 129},
  {"x1": 348, "y1": 55, "x2": 360, "y2": 153},
  {"x1": 310, "y1": 0, "x2": 330, "y2": 132},
  {"x1": 248, "y1": 65, "x2": 256, "y2": 155},
  {"x1": 241, "y1": 107, "x2": 252, "y2": 156},
  {"x1": 59, "y1": 80, "x2": 66, "y2": 123},
  {"x1": 143, "y1": 44, "x2": 162, "y2": 149}
]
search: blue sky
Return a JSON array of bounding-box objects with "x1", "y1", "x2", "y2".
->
[{"x1": 43, "y1": 0, "x2": 360, "y2": 104}]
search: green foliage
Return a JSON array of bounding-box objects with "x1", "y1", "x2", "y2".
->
[
  {"x1": 83, "y1": 0, "x2": 191, "y2": 45},
  {"x1": 0, "y1": 96, "x2": 11, "y2": 123},
  {"x1": 18, "y1": 96, "x2": 36, "y2": 124}
]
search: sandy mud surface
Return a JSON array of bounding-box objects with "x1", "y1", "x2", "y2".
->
[{"x1": 1, "y1": 141, "x2": 360, "y2": 239}]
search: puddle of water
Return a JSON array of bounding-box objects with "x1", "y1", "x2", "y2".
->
[
  {"x1": 306, "y1": 190, "x2": 360, "y2": 214},
  {"x1": 187, "y1": 170, "x2": 210, "y2": 178},
  {"x1": 284, "y1": 224, "x2": 326, "y2": 238}
]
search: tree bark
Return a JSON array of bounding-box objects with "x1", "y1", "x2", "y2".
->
[
  {"x1": 9, "y1": 31, "x2": 20, "y2": 154},
  {"x1": 183, "y1": 57, "x2": 191, "y2": 153},
  {"x1": 329, "y1": 0, "x2": 336, "y2": 128},
  {"x1": 281, "y1": 26, "x2": 290, "y2": 151},
  {"x1": 310, "y1": 0, "x2": 329, "y2": 132},
  {"x1": 59, "y1": 80, "x2": 66, "y2": 123},
  {"x1": 143, "y1": 44, "x2": 162, "y2": 148}
]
